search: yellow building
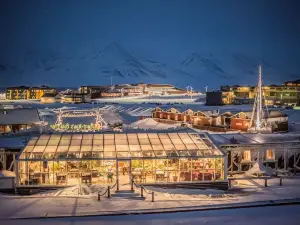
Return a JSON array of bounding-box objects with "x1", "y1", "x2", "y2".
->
[
  {"x1": 6, "y1": 86, "x2": 56, "y2": 100},
  {"x1": 6, "y1": 86, "x2": 29, "y2": 100}
]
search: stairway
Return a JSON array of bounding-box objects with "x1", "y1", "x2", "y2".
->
[{"x1": 111, "y1": 190, "x2": 145, "y2": 200}]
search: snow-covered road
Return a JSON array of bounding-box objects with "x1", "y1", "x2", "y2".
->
[{"x1": 3, "y1": 205, "x2": 300, "y2": 225}]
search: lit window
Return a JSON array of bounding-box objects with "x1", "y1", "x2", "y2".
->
[
  {"x1": 243, "y1": 150, "x2": 251, "y2": 161},
  {"x1": 266, "y1": 149, "x2": 275, "y2": 160}
]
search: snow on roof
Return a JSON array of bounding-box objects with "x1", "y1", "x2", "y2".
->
[
  {"x1": 209, "y1": 133, "x2": 300, "y2": 145},
  {"x1": 19, "y1": 132, "x2": 224, "y2": 160},
  {"x1": 0, "y1": 109, "x2": 41, "y2": 125},
  {"x1": 0, "y1": 136, "x2": 28, "y2": 148},
  {"x1": 245, "y1": 162, "x2": 274, "y2": 176},
  {"x1": 128, "y1": 118, "x2": 179, "y2": 130}
]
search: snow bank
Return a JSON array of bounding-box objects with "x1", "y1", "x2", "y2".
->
[
  {"x1": 245, "y1": 162, "x2": 275, "y2": 177},
  {"x1": 127, "y1": 118, "x2": 179, "y2": 129}
]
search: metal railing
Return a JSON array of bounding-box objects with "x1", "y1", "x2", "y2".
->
[
  {"x1": 132, "y1": 179, "x2": 155, "y2": 202},
  {"x1": 97, "y1": 181, "x2": 117, "y2": 201}
]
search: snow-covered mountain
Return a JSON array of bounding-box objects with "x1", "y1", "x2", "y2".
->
[{"x1": 0, "y1": 43, "x2": 297, "y2": 90}]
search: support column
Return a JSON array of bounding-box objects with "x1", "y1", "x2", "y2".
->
[
  {"x1": 116, "y1": 160, "x2": 119, "y2": 192},
  {"x1": 224, "y1": 154, "x2": 228, "y2": 181},
  {"x1": 15, "y1": 159, "x2": 19, "y2": 187},
  {"x1": 284, "y1": 147, "x2": 287, "y2": 171}
]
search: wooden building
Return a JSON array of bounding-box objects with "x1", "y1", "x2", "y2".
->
[{"x1": 0, "y1": 109, "x2": 42, "y2": 134}]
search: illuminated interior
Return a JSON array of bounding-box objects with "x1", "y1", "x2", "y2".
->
[{"x1": 17, "y1": 132, "x2": 226, "y2": 186}]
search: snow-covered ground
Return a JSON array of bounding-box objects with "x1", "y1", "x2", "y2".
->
[
  {"x1": 2, "y1": 176, "x2": 300, "y2": 220},
  {"x1": 1, "y1": 100, "x2": 300, "y2": 134}
]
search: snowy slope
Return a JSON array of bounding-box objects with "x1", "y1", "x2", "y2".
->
[{"x1": 0, "y1": 43, "x2": 297, "y2": 89}]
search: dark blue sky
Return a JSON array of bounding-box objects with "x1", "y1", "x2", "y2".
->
[{"x1": 0, "y1": 0, "x2": 299, "y2": 88}]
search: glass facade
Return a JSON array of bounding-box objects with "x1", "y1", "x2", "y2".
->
[{"x1": 17, "y1": 133, "x2": 227, "y2": 186}]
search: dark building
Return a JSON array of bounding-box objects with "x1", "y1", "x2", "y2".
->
[{"x1": 205, "y1": 91, "x2": 224, "y2": 106}]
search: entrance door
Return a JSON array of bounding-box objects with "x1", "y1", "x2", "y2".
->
[{"x1": 117, "y1": 160, "x2": 131, "y2": 189}]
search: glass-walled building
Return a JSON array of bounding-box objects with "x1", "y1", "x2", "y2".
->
[{"x1": 16, "y1": 132, "x2": 227, "y2": 189}]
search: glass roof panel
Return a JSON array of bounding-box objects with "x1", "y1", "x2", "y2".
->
[
  {"x1": 104, "y1": 134, "x2": 114, "y2": 139},
  {"x1": 158, "y1": 133, "x2": 169, "y2": 139},
  {"x1": 104, "y1": 139, "x2": 115, "y2": 145},
  {"x1": 57, "y1": 146, "x2": 69, "y2": 152},
  {"x1": 39, "y1": 135, "x2": 50, "y2": 140},
  {"x1": 137, "y1": 133, "x2": 148, "y2": 139},
  {"x1": 141, "y1": 145, "x2": 153, "y2": 151},
  {"x1": 139, "y1": 138, "x2": 150, "y2": 145},
  {"x1": 150, "y1": 139, "x2": 161, "y2": 145},
  {"x1": 24, "y1": 146, "x2": 34, "y2": 153},
  {"x1": 129, "y1": 145, "x2": 141, "y2": 151},
  {"x1": 93, "y1": 139, "x2": 103, "y2": 145},
  {"x1": 92, "y1": 145, "x2": 104, "y2": 151},
  {"x1": 185, "y1": 144, "x2": 197, "y2": 150},
  {"x1": 70, "y1": 139, "x2": 82, "y2": 146},
  {"x1": 93, "y1": 134, "x2": 103, "y2": 139},
  {"x1": 127, "y1": 133, "x2": 138, "y2": 138},
  {"x1": 163, "y1": 144, "x2": 176, "y2": 150},
  {"x1": 82, "y1": 134, "x2": 93, "y2": 139},
  {"x1": 115, "y1": 133, "x2": 127, "y2": 139},
  {"x1": 147, "y1": 133, "x2": 159, "y2": 139},
  {"x1": 171, "y1": 138, "x2": 184, "y2": 144},
  {"x1": 104, "y1": 151, "x2": 116, "y2": 158},
  {"x1": 178, "y1": 133, "x2": 190, "y2": 138},
  {"x1": 196, "y1": 143, "x2": 207, "y2": 149},
  {"x1": 48, "y1": 139, "x2": 60, "y2": 146},
  {"x1": 81, "y1": 145, "x2": 92, "y2": 152},
  {"x1": 82, "y1": 139, "x2": 92, "y2": 145},
  {"x1": 104, "y1": 145, "x2": 115, "y2": 151},
  {"x1": 128, "y1": 139, "x2": 139, "y2": 145},
  {"x1": 36, "y1": 139, "x2": 49, "y2": 146},
  {"x1": 50, "y1": 134, "x2": 61, "y2": 140},
  {"x1": 72, "y1": 134, "x2": 83, "y2": 140},
  {"x1": 116, "y1": 145, "x2": 129, "y2": 151},
  {"x1": 59, "y1": 139, "x2": 71, "y2": 146},
  {"x1": 174, "y1": 144, "x2": 187, "y2": 151},
  {"x1": 61, "y1": 134, "x2": 72, "y2": 139},
  {"x1": 160, "y1": 139, "x2": 172, "y2": 144},
  {"x1": 168, "y1": 133, "x2": 179, "y2": 139},
  {"x1": 19, "y1": 132, "x2": 223, "y2": 160},
  {"x1": 151, "y1": 144, "x2": 164, "y2": 150},
  {"x1": 32, "y1": 146, "x2": 45, "y2": 153},
  {"x1": 27, "y1": 139, "x2": 37, "y2": 146},
  {"x1": 115, "y1": 139, "x2": 128, "y2": 145},
  {"x1": 68, "y1": 145, "x2": 80, "y2": 152},
  {"x1": 44, "y1": 146, "x2": 57, "y2": 153},
  {"x1": 181, "y1": 138, "x2": 194, "y2": 144}
]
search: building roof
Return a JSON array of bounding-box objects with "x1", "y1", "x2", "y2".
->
[
  {"x1": 41, "y1": 93, "x2": 56, "y2": 98},
  {"x1": 0, "y1": 109, "x2": 41, "y2": 125},
  {"x1": 19, "y1": 132, "x2": 224, "y2": 161},
  {"x1": 209, "y1": 133, "x2": 300, "y2": 146}
]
